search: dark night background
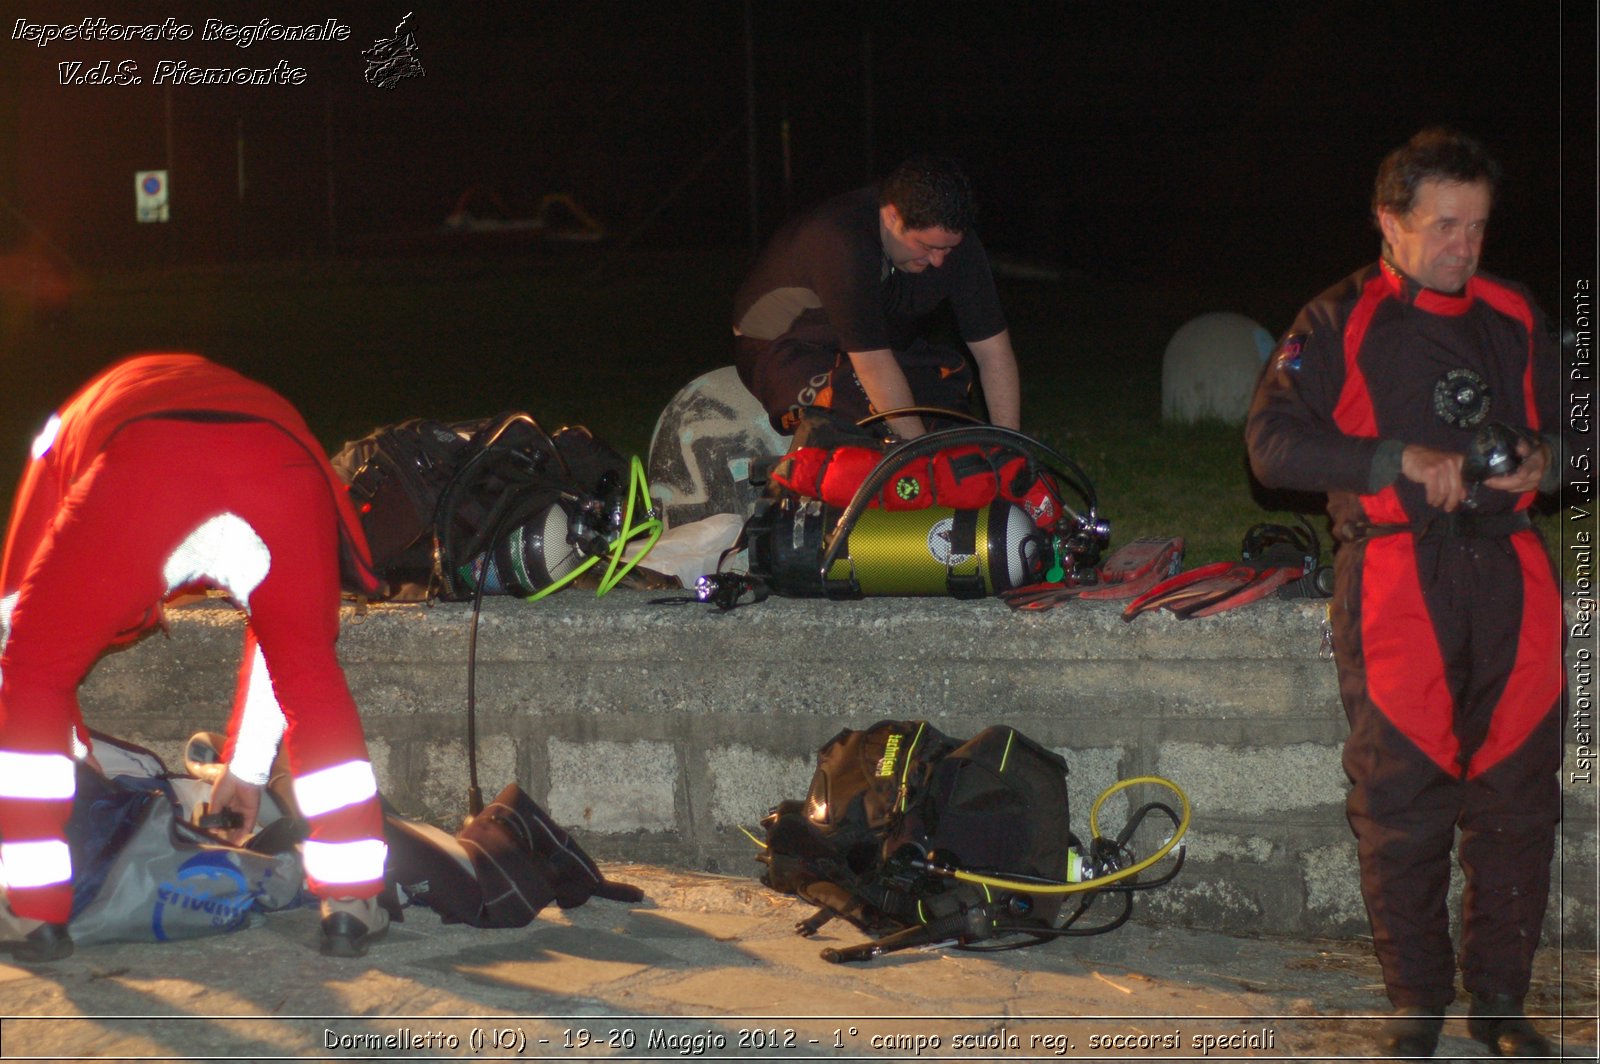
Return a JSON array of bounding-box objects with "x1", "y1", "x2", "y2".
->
[{"x1": 0, "y1": 1, "x2": 1591, "y2": 300}]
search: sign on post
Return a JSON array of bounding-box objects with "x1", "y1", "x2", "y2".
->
[{"x1": 135, "y1": 170, "x2": 169, "y2": 223}]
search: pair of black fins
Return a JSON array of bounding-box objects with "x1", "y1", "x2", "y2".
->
[{"x1": 1122, "y1": 520, "x2": 1326, "y2": 621}]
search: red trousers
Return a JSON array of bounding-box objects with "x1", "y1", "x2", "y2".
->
[{"x1": 0, "y1": 420, "x2": 384, "y2": 921}]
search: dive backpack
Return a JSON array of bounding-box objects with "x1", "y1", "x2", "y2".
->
[
  {"x1": 330, "y1": 412, "x2": 632, "y2": 602},
  {"x1": 758, "y1": 720, "x2": 1188, "y2": 963}
]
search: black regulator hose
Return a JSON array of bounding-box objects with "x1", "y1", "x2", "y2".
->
[{"x1": 436, "y1": 411, "x2": 565, "y2": 821}]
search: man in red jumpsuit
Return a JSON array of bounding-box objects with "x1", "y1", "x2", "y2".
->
[
  {"x1": 1248, "y1": 129, "x2": 1564, "y2": 1058},
  {"x1": 0, "y1": 354, "x2": 390, "y2": 961}
]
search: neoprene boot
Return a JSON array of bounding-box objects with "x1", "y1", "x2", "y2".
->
[
  {"x1": 1468, "y1": 994, "x2": 1552, "y2": 1057},
  {"x1": 319, "y1": 895, "x2": 390, "y2": 958},
  {"x1": 1377, "y1": 1008, "x2": 1443, "y2": 1058}
]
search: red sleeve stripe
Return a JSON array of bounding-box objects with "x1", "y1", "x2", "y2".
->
[
  {"x1": 1467, "y1": 276, "x2": 1540, "y2": 431},
  {"x1": 1333, "y1": 276, "x2": 1409, "y2": 524},
  {"x1": 1332, "y1": 274, "x2": 1390, "y2": 438}
]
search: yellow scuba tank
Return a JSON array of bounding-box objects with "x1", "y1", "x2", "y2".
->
[{"x1": 747, "y1": 495, "x2": 1048, "y2": 599}]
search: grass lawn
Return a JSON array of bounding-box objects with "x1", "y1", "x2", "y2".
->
[{"x1": 0, "y1": 247, "x2": 1571, "y2": 577}]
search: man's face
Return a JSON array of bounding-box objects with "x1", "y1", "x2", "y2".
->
[
  {"x1": 880, "y1": 204, "x2": 963, "y2": 273},
  {"x1": 1378, "y1": 178, "x2": 1491, "y2": 294}
]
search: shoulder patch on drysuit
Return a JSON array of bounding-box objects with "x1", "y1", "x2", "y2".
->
[{"x1": 1271, "y1": 332, "x2": 1307, "y2": 374}]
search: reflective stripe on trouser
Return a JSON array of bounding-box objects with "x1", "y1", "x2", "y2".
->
[
  {"x1": 0, "y1": 733, "x2": 78, "y2": 922},
  {"x1": 1332, "y1": 530, "x2": 1562, "y2": 1007},
  {"x1": 0, "y1": 420, "x2": 386, "y2": 916},
  {"x1": 294, "y1": 760, "x2": 386, "y2": 892},
  {"x1": 303, "y1": 837, "x2": 388, "y2": 889},
  {"x1": 0, "y1": 741, "x2": 82, "y2": 922},
  {"x1": 0, "y1": 812, "x2": 74, "y2": 922}
]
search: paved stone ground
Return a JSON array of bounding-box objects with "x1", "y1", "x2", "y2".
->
[{"x1": 0, "y1": 864, "x2": 1593, "y2": 1062}]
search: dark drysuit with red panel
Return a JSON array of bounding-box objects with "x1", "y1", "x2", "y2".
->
[
  {"x1": 0, "y1": 354, "x2": 388, "y2": 923},
  {"x1": 1247, "y1": 261, "x2": 1564, "y2": 1009}
]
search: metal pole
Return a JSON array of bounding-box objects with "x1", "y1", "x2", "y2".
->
[
  {"x1": 744, "y1": 0, "x2": 759, "y2": 253},
  {"x1": 862, "y1": 26, "x2": 874, "y2": 178},
  {"x1": 164, "y1": 87, "x2": 174, "y2": 262},
  {"x1": 781, "y1": 117, "x2": 792, "y2": 213},
  {"x1": 325, "y1": 88, "x2": 338, "y2": 256}
]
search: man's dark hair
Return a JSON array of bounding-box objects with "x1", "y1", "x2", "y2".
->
[
  {"x1": 879, "y1": 154, "x2": 977, "y2": 233},
  {"x1": 1372, "y1": 127, "x2": 1502, "y2": 219}
]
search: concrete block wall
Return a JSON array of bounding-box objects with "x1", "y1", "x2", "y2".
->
[{"x1": 78, "y1": 591, "x2": 1596, "y2": 944}]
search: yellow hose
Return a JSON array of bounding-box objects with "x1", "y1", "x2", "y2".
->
[
  {"x1": 741, "y1": 774, "x2": 1190, "y2": 900},
  {"x1": 595, "y1": 456, "x2": 663, "y2": 595},
  {"x1": 951, "y1": 774, "x2": 1190, "y2": 895},
  {"x1": 524, "y1": 455, "x2": 662, "y2": 602}
]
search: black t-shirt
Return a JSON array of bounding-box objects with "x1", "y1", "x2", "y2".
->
[{"x1": 733, "y1": 187, "x2": 1007, "y2": 353}]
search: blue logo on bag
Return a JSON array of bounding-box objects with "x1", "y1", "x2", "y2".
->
[{"x1": 151, "y1": 852, "x2": 256, "y2": 940}]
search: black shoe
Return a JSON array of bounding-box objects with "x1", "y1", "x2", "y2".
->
[
  {"x1": 318, "y1": 897, "x2": 389, "y2": 958},
  {"x1": 1468, "y1": 994, "x2": 1552, "y2": 1057},
  {"x1": 1378, "y1": 1009, "x2": 1443, "y2": 1059},
  {"x1": 319, "y1": 912, "x2": 374, "y2": 958},
  {"x1": 3, "y1": 921, "x2": 74, "y2": 964}
]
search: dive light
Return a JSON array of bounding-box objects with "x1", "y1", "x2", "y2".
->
[{"x1": 1463, "y1": 421, "x2": 1534, "y2": 484}]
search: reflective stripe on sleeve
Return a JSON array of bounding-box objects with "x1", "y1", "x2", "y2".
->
[
  {"x1": 163, "y1": 513, "x2": 271, "y2": 609},
  {"x1": 301, "y1": 838, "x2": 388, "y2": 886},
  {"x1": 0, "y1": 751, "x2": 76, "y2": 800},
  {"x1": 229, "y1": 643, "x2": 286, "y2": 786},
  {"x1": 0, "y1": 839, "x2": 73, "y2": 889},
  {"x1": 30, "y1": 413, "x2": 61, "y2": 460},
  {"x1": 293, "y1": 760, "x2": 378, "y2": 819}
]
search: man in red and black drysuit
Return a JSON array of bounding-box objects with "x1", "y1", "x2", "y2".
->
[
  {"x1": 0, "y1": 353, "x2": 390, "y2": 961},
  {"x1": 734, "y1": 154, "x2": 1021, "y2": 441},
  {"x1": 1248, "y1": 129, "x2": 1565, "y2": 1059}
]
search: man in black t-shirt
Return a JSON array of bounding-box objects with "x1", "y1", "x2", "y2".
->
[{"x1": 733, "y1": 155, "x2": 1020, "y2": 439}]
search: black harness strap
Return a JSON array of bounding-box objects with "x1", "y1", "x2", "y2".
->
[{"x1": 945, "y1": 508, "x2": 985, "y2": 599}]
